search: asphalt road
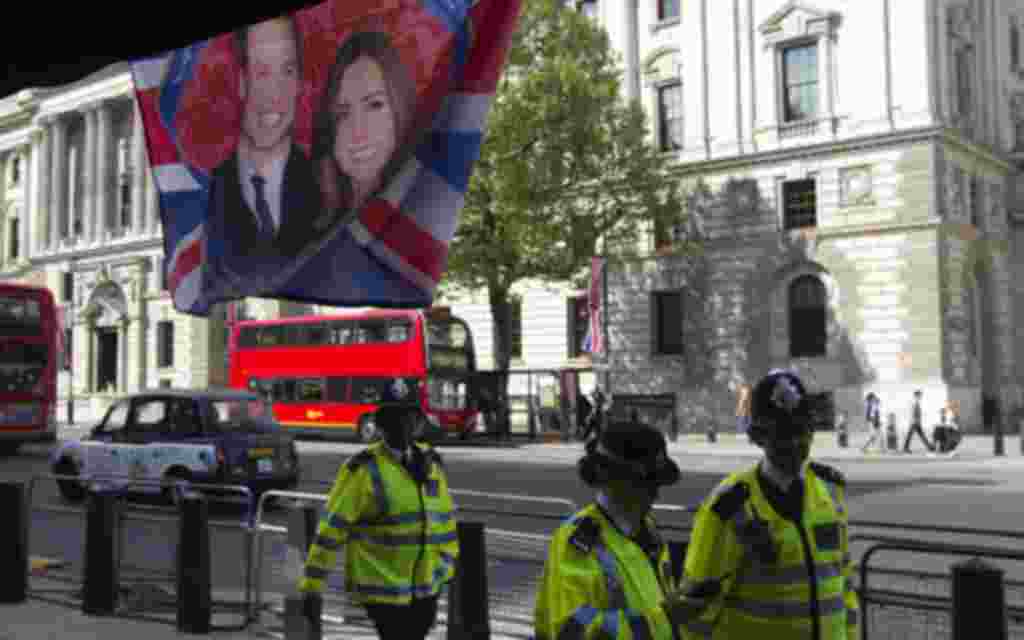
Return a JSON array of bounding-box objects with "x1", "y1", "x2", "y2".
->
[{"x1": 1, "y1": 437, "x2": 931, "y2": 591}]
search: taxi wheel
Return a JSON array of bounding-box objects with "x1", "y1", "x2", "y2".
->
[
  {"x1": 357, "y1": 415, "x2": 378, "y2": 444},
  {"x1": 55, "y1": 459, "x2": 86, "y2": 503},
  {"x1": 0, "y1": 442, "x2": 21, "y2": 456}
]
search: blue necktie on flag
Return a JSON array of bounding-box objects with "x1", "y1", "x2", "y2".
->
[
  {"x1": 129, "y1": 1, "x2": 522, "y2": 316},
  {"x1": 582, "y1": 257, "x2": 605, "y2": 355}
]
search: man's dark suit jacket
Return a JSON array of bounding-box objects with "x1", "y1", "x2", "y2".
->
[{"x1": 208, "y1": 145, "x2": 323, "y2": 261}]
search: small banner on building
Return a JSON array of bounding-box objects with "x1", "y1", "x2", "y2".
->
[
  {"x1": 582, "y1": 256, "x2": 605, "y2": 356},
  {"x1": 129, "y1": 1, "x2": 522, "y2": 317}
]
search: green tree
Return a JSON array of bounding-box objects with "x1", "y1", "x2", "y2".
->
[{"x1": 444, "y1": 0, "x2": 690, "y2": 372}]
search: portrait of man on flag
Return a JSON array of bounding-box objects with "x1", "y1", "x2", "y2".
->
[{"x1": 130, "y1": 0, "x2": 521, "y2": 316}]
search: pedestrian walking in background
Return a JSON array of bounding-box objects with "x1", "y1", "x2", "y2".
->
[
  {"x1": 903, "y1": 389, "x2": 934, "y2": 454},
  {"x1": 860, "y1": 392, "x2": 882, "y2": 453},
  {"x1": 735, "y1": 383, "x2": 752, "y2": 436},
  {"x1": 297, "y1": 378, "x2": 458, "y2": 640},
  {"x1": 534, "y1": 420, "x2": 712, "y2": 639},
  {"x1": 581, "y1": 386, "x2": 608, "y2": 443},
  {"x1": 576, "y1": 389, "x2": 593, "y2": 441},
  {"x1": 680, "y1": 369, "x2": 859, "y2": 639}
]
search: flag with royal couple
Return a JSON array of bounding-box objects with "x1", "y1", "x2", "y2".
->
[{"x1": 130, "y1": 0, "x2": 522, "y2": 316}]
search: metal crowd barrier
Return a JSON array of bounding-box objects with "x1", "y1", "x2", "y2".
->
[
  {"x1": 247, "y1": 488, "x2": 579, "y2": 639},
  {"x1": 858, "y1": 537, "x2": 1024, "y2": 640},
  {"x1": 22, "y1": 472, "x2": 256, "y2": 631}
]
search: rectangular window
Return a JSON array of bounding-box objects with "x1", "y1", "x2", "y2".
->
[
  {"x1": 510, "y1": 298, "x2": 523, "y2": 360},
  {"x1": 652, "y1": 291, "x2": 683, "y2": 355},
  {"x1": 329, "y1": 320, "x2": 355, "y2": 345},
  {"x1": 956, "y1": 48, "x2": 972, "y2": 121},
  {"x1": 296, "y1": 378, "x2": 325, "y2": 403},
  {"x1": 119, "y1": 181, "x2": 132, "y2": 228},
  {"x1": 157, "y1": 320, "x2": 174, "y2": 368},
  {"x1": 782, "y1": 44, "x2": 818, "y2": 122},
  {"x1": 1012, "y1": 25, "x2": 1021, "y2": 70},
  {"x1": 657, "y1": 81, "x2": 684, "y2": 151},
  {"x1": 782, "y1": 179, "x2": 817, "y2": 230},
  {"x1": 326, "y1": 377, "x2": 349, "y2": 402},
  {"x1": 970, "y1": 177, "x2": 981, "y2": 228},
  {"x1": 63, "y1": 328, "x2": 72, "y2": 370},
  {"x1": 657, "y1": 0, "x2": 680, "y2": 21},
  {"x1": 9, "y1": 218, "x2": 18, "y2": 260},
  {"x1": 62, "y1": 272, "x2": 73, "y2": 302},
  {"x1": 567, "y1": 296, "x2": 589, "y2": 358},
  {"x1": 356, "y1": 319, "x2": 389, "y2": 344}
]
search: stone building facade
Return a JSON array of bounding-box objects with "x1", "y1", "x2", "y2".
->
[
  {"x1": 0, "y1": 63, "x2": 301, "y2": 423},
  {"x1": 592, "y1": 0, "x2": 1024, "y2": 433}
]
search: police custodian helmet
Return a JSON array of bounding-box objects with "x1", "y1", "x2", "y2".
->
[
  {"x1": 747, "y1": 369, "x2": 814, "y2": 441},
  {"x1": 578, "y1": 421, "x2": 680, "y2": 488},
  {"x1": 375, "y1": 378, "x2": 424, "y2": 420}
]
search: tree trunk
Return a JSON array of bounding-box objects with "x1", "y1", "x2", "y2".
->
[{"x1": 488, "y1": 287, "x2": 512, "y2": 440}]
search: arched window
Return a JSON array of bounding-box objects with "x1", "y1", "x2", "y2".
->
[{"x1": 789, "y1": 275, "x2": 826, "y2": 357}]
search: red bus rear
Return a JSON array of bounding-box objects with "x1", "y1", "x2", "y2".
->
[
  {"x1": 0, "y1": 283, "x2": 59, "y2": 453},
  {"x1": 228, "y1": 307, "x2": 478, "y2": 441}
]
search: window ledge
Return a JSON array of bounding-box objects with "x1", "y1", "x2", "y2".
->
[
  {"x1": 778, "y1": 117, "x2": 837, "y2": 140},
  {"x1": 650, "y1": 17, "x2": 681, "y2": 34}
]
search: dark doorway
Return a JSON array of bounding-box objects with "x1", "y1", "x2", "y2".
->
[{"x1": 96, "y1": 328, "x2": 118, "y2": 392}]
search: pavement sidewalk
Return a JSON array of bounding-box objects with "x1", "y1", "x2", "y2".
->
[{"x1": 7, "y1": 480, "x2": 1024, "y2": 639}]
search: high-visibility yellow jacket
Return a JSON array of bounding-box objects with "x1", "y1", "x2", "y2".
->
[
  {"x1": 297, "y1": 441, "x2": 459, "y2": 606},
  {"x1": 680, "y1": 462, "x2": 859, "y2": 640},
  {"x1": 535, "y1": 503, "x2": 681, "y2": 640}
]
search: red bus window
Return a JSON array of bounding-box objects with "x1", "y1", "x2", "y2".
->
[
  {"x1": 356, "y1": 320, "x2": 389, "y2": 344},
  {"x1": 388, "y1": 320, "x2": 412, "y2": 343},
  {"x1": 329, "y1": 321, "x2": 355, "y2": 345},
  {"x1": 326, "y1": 377, "x2": 349, "y2": 402}
]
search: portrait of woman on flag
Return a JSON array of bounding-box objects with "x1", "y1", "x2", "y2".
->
[{"x1": 132, "y1": 0, "x2": 521, "y2": 315}]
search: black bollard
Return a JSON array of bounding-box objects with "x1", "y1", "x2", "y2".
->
[
  {"x1": 0, "y1": 482, "x2": 28, "y2": 603},
  {"x1": 284, "y1": 504, "x2": 321, "y2": 640},
  {"x1": 448, "y1": 521, "x2": 490, "y2": 640},
  {"x1": 82, "y1": 486, "x2": 120, "y2": 616},
  {"x1": 176, "y1": 491, "x2": 211, "y2": 634},
  {"x1": 952, "y1": 558, "x2": 1006, "y2": 640}
]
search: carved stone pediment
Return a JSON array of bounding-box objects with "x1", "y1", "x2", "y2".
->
[
  {"x1": 82, "y1": 282, "x2": 127, "y2": 328},
  {"x1": 759, "y1": 1, "x2": 839, "y2": 44}
]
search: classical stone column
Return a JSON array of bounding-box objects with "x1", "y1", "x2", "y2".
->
[
  {"x1": 49, "y1": 115, "x2": 66, "y2": 249},
  {"x1": 147, "y1": 172, "x2": 160, "y2": 235},
  {"x1": 21, "y1": 141, "x2": 33, "y2": 261},
  {"x1": 33, "y1": 121, "x2": 50, "y2": 254},
  {"x1": 94, "y1": 101, "x2": 112, "y2": 241},
  {"x1": 132, "y1": 103, "x2": 146, "y2": 234},
  {"x1": 82, "y1": 106, "x2": 98, "y2": 244}
]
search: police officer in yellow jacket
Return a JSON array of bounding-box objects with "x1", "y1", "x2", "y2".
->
[
  {"x1": 297, "y1": 377, "x2": 458, "y2": 640},
  {"x1": 535, "y1": 420, "x2": 713, "y2": 640},
  {"x1": 680, "y1": 370, "x2": 860, "y2": 640}
]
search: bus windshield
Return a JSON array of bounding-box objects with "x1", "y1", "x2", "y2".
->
[
  {"x1": 427, "y1": 319, "x2": 474, "y2": 372},
  {"x1": 0, "y1": 343, "x2": 48, "y2": 394},
  {"x1": 0, "y1": 296, "x2": 42, "y2": 335}
]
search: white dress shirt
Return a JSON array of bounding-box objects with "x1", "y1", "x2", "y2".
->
[{"x1": 238, "y1": 150, "x2": 288, "y2": 232}]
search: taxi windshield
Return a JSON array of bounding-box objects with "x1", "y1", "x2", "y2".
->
[{"x1": 210, "y1": 399, "x2": 278, "y2": 431}]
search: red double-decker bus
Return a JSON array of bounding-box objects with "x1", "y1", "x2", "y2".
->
[
  {"x1": 0, "y1": 283, "x2": 59, "y2": 454},
  {"x1": 228, "y1": 307, "x2": 479, "y2": 441}
]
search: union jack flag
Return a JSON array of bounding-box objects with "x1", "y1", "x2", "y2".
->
[{"x1": 129, "y1": 0, "x2": 522, "y2": 317}]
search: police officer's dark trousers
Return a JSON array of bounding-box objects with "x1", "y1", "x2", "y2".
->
[{"x1": 365, "y1": 595, "x2": 439, "y2": 640}]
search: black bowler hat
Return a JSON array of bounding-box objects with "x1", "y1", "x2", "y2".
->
[{"x1": 587, "y1": 421, "x2": 680, "y2": 487}]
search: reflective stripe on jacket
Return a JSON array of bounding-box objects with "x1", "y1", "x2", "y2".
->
[
  {"x1": 298, "y1": 441, "x2": 459, "y2": 605},
  {"x1": 681, "y1": 464, "x2": 860, "y2": 640},
  {"x1": 534, "y1": 503, "x2": 680, "y2": 640}
]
